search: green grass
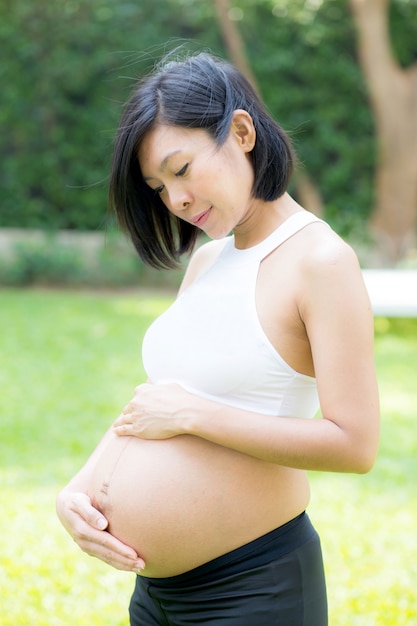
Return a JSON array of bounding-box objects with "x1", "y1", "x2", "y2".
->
[{"x1": 1, "y1": 289, "x2": 416, "y2": 625}]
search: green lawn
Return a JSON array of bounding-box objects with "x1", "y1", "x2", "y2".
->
[{"x1": 1, "y1": 289, "x2": 416, "y2": 625}]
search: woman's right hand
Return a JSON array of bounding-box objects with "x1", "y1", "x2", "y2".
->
[{"x1": 56, "y1": 490, "x2": 145, "y2": 573}]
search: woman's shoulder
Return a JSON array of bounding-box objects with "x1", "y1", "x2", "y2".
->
[
  {"x1": 294, "y1": 222, "x2": 368, "y2": 316},
  {"x1": 270, "y1": 214, "x2": 360, "y2": 277},
  {"x1": 301, "y1": 221, "x2": 360, "y2": 274},
  {"x1": 265, "y1": 217, "x2": 364, "y2": 304}
]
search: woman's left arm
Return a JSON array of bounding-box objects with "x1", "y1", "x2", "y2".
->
[{"x1": 114, "y1": 241, "x2": 380, "y2": 474}]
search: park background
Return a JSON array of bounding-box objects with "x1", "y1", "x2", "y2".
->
[{"x1": 0, "y1": 0, "x2": 416, "y2": 624}]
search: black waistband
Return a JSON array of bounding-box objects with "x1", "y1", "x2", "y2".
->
[{"x1": 140, "y1": 511, "x2": 316, "y2": 589}]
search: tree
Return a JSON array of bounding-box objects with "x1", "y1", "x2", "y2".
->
[
  {"x1": 350, "y1": 0, "x2": 417, "y2": 264},
  {"x1": 213, "y1": 0, "x2": 325, "y2": 216},
  {"x1": 2, "y1": 0, "x2": 415, "y2": 266},
  {"x1": 213, "y1": 0, "x2": 260, "y2": 91},
  {"x1": 214, "y1": 0, "x2": 417, "y2": 264}
]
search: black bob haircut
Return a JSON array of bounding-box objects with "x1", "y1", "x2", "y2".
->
[{"x1": 109, "y1": 51, "x2": 296, "y2": 269}]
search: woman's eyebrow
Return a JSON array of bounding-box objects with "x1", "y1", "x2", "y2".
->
[{"x1": 143, "y1": 150, "x2": 182, "y2": 181}]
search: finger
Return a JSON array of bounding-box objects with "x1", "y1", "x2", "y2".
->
[
  {"x1": 72, "y1": 509, "x2": 145, "y2": 568},
  {"x1": 81, "y1": 531, "x2": 145, "y2": 572},
  {"x1": 72, "y1": 494, "x2": 109, "y2": 531},
  {"x1": 113, "y1": 423, "x2": 132, "y2": 436},
  {"x1": 114, "y1": 412, "x2": 133, "y2": 426},
  {"x1": 82, "y1": 541, "x2": 144, "y2": 571}
]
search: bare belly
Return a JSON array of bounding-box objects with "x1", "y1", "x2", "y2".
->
[{"x1": 88, "y1": 433, "x2": 310, "y2": 577}]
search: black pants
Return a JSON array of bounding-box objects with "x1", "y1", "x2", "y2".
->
[{"x1": 129, "y1": 513, "x2": 328, "y2": 625}]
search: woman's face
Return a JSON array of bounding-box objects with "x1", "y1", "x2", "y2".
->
[{"x1": 138, "y1": 111, "x2": 259, "y2": 240}]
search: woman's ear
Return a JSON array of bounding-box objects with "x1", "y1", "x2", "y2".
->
[{"x1": 230, "y1": 109, "x2": 256, "y2": 153}]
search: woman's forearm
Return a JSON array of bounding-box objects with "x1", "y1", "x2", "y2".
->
[
  {"x1": 113, "y1": 380, "x2": 379, "y2": 474},
  {"x1": 181, "y1": 396, "x2": 378, "y2": 474}
]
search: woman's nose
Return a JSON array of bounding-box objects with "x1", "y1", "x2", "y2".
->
[{"x1": 168, "y1": 187, "x2": 192, "y2": 212}]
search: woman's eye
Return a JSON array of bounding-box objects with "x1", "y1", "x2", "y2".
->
[
  {"x1": 175, "y1": 163, "x2": 189, "y2": 177},
  {"x1": 151, "y1": 163, "x2": 188, "y2": 194}
]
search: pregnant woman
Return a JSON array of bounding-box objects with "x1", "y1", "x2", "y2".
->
[{"x1": 56, "y1": 52, "x2": 379, "y2": 625}]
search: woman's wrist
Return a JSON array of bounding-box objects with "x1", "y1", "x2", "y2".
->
[
  {"x1": 180, "y1": 412, "x2": 198, "y2": 436},
  {"x1": 179, "y1": 394, "x2": 217, "y2": 438}
]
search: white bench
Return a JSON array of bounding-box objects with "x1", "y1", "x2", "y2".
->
[{"x1": 362, "y1": 270, "x2": 417, "y2": 317}]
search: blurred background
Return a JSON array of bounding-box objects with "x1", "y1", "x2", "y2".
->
[
  {"x1": 0, "y1": 0, "x2": 416, "y2": 288},
  {"x1": 1, "y1": 3, "x2": 417, "y2": 625}
]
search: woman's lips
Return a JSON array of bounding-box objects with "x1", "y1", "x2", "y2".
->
[{"x1": 191, "y1": 207, "x2": 212, "y2": 227}]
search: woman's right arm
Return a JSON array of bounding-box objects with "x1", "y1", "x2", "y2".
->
[{"x1": 56, "y1": 427, "x2": 145, "y2": 572}]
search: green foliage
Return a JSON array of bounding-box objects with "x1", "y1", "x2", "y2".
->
[
  {"x1": 0, "y1": 239, "x2": 84, "y2": 285},
  {"x1": 389, "y1": 0, "x2": 417, "y2": 67},
  {"x1": 0, "y1": 290, "x2": 416, "y2": 624},
  {"x1": 234, "y1": 0, "x2": 375, "y2": 229},
  {"x1": 1, "y1": 0, "x2": 416, "y2": 236},
  {"x1": 0, "y1": 236, "x2": 128, "y2": 286},
  {"x1": 0, "y1": 231, "x2": 185, "y2": 288},
  {"x1": 0, "y1": 0, "x2": 221, "y2": 230}
]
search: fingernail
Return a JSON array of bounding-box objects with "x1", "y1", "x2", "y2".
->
[
  {"x1": 97, "y1": 518, "x2": 107, "y2": 530},
  {"x1": 133, "y1": 562, "x2": 145, "y2": 573}
]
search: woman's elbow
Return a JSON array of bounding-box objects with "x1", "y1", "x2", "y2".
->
[
  {"x1": 353, "y1": 455, "x2": 377, "y2": 474},
  {"x1": 330, "y1": 424, "x2": 379, "y2": 474},
  {"x1": 331, "y1": 411, "x2": 380, "y2": 474},
  {"x1": 348, "y1": 438, "x2": 379, "y2": 474}
]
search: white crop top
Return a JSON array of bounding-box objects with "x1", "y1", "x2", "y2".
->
[{"x1": 142, "y1": 211, "x2": 323, "y2": 418}]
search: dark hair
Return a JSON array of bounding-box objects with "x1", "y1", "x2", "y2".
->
[{"x1": 109, "y1": 52, "x2": 295, "y2": 269}]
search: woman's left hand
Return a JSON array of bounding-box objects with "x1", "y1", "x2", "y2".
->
[{"x1": 113, "y1": 382, "x2": 190, "y2": 439}]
